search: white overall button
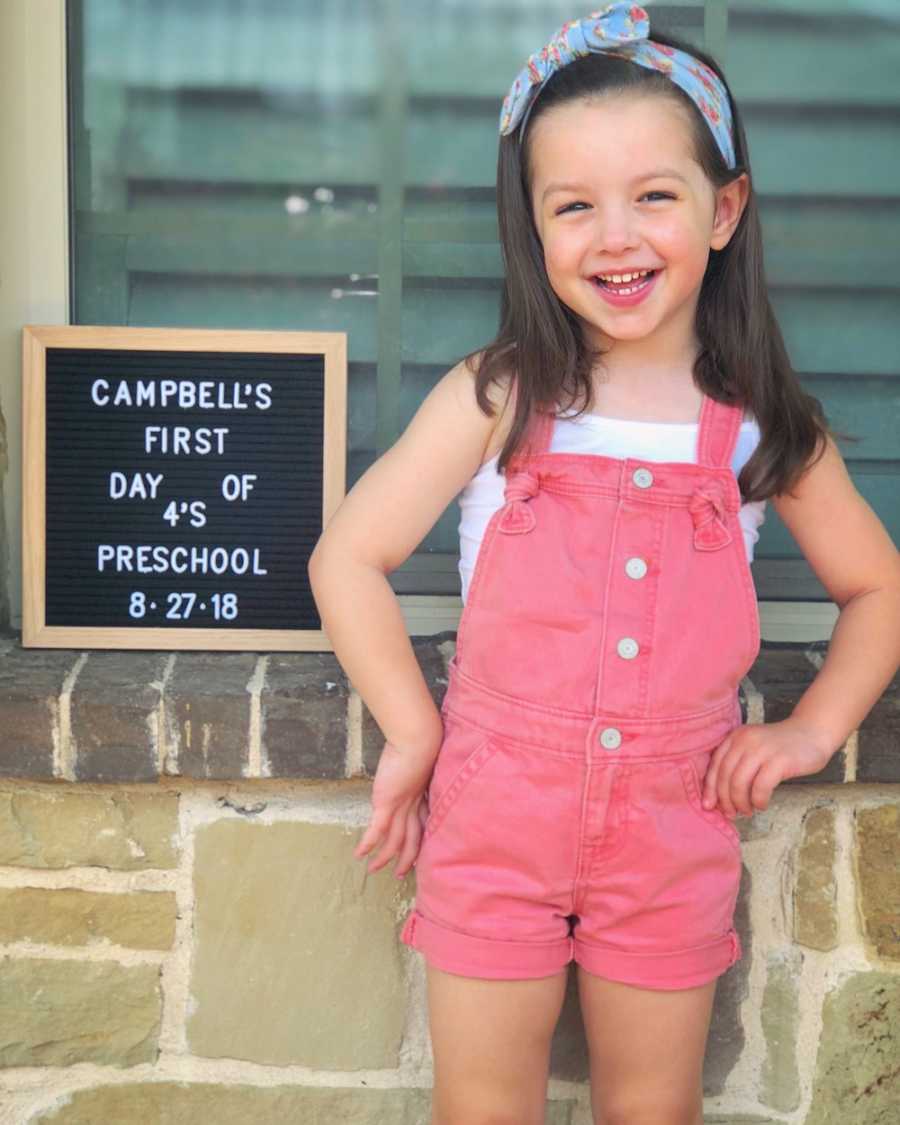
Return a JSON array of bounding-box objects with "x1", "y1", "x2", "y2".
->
[
  {"x1": 632, "y1": 467, "x2": 654, "y2": 488},
  {"x1": 599, "y1": 727, "x2": 622, "y2": 750},
  {"x1": 625, "y1": 556, "x2": 647, "y2": 579},
  {"x1": 617, "y1": 637, "x2": 640, "y2": 659}
]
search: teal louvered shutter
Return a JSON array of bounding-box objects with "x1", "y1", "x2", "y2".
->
[
  {"x1": 68, "y1": 0, "x2": 899, "y2": 614},
  {"x1": 726, "y1": 0, "x2": 900, "y2": 599}
]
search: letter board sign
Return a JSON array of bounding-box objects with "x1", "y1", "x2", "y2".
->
[{"x1": 22, "y1": 325, "x2": 346, "y2": 650}]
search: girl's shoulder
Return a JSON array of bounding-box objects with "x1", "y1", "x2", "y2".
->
[{"x1": 468, "y1": 353, "x2": 518, "y2": 468}]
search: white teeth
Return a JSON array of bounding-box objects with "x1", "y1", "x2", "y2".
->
[{"x1": 597, "y1": 269, "x2": 651, "y2": 283}]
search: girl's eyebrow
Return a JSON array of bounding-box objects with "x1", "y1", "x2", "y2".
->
[
  {"x1": 632, "y1": 168, "x2": 689, "y2": 185},
  {"x1": 541, "y1": 168, "x2": 689, "y2": 203}
]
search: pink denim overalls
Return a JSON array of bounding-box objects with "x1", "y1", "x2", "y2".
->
[{"x1": 400, "y1": 390, "x2": 760, "y2": 989}]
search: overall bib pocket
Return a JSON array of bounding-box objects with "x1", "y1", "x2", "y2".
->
[
  {"x1": 424, "y1": 717, "x2": 499, "y2": 841},
  {"x1": 679, "y1": 751, "x2": 743, "y2": 856}
]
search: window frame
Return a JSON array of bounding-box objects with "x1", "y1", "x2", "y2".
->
[{"x1": 0, "y1": 0, "x2": 841, "y2": 641}]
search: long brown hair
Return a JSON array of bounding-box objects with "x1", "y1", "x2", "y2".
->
[{"x1": 464, "y1": 25, "x2": 855, "y2": 501}]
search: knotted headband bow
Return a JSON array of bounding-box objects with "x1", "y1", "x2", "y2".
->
[{"x1": 499, "y1": 2, "x2": 736, "y2": 170}]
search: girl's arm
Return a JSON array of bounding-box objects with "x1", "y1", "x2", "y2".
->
[
  {"x1": 769, "y1": 433, "x2": 900, "y2": 758},
  {"x1": 703, "y1": 433, "x2": 900, "y2": 817},
  {"x1": 308, "y1": 358, "x2": 508, "y2": 757}
]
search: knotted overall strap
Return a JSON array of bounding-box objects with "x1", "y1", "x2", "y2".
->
[
  {"x1": 499, "y1": 385, "x2": 555, "y2": 536},
  {"x1": 689, "y1": 395, "x2": 746, "y2": 551}
]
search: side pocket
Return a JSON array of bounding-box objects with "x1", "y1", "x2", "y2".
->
[
  {"x1": 679, "y1": 752, "x2": 742, "y2": 856},
  {"x1": 424, "y1": 718, "x2": 498, "y2": 841}
]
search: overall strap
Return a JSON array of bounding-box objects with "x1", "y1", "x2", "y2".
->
[
  {"x1": 499, "y1": 380, "x2": 554, "y2": 534},
  {"x1": 504, "y1": 377, "x2": 556, "y2": 473},
  {"x1": 695, "y1": 393, "x2": 745, "y2": 470}
]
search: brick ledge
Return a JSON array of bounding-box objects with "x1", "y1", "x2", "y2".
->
[{"x1": 0, "y1": 629, "x2": 896, "y2": 784}]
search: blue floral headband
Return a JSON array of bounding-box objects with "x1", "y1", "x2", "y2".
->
[{"x1": 499, "y1": 3, "x2": 736, "y2": 170}]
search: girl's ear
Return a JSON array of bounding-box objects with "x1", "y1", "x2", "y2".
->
[{"x1": 710, "y1": 173, "x2": 750, "y2": 251}]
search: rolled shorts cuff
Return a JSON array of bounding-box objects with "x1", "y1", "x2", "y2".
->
[
  {"x1": 400, "y1": 909, "x2": 573, "y2": 980},
  {"x1": 574, "y1": 928, "x2": 742, "y2": 991}
]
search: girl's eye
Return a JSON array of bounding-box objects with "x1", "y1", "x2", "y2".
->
[{"x1": 554, "y1": 192, "x2": 674, "y2": 215}]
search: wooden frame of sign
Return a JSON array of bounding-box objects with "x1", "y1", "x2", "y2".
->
[{"x1": 22, "y1": 325, "x2": 346, "y2": 651}]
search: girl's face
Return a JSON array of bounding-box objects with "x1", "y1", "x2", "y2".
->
[{"x1": 528, "y1": 93, "x2": 747, "y2": 360}]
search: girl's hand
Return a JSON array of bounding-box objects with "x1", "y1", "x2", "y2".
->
[
  {"x1": 700, "y1": 718, "x2": 836, "y2": 818},
  {"x1": 353, "y1": 738, "x2": 440, "y2": 878}
]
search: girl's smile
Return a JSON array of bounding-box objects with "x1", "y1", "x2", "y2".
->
[
  {"x1": 591, "y1": 266, "x2": 660, "y2": 306},
  {"x1": 528, "y1": 94, "x2": 729, "y2": 357}
]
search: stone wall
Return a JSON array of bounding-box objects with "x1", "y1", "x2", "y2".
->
[{"x1": 1, "y1": 627, "x2": 898, "y2": 1124}]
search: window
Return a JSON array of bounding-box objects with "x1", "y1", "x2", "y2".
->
[{"x1": 67, "y1": 0, "x2": 899, "y2": 627}]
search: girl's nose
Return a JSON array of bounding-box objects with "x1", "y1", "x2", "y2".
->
[{"x1": 594, "y1": 209, "x2": 640, "y2": 256}]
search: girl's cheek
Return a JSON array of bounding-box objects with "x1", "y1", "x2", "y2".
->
[
  {"x1": 545, "y1": 229, "x2": 582, "y2": 262},
  {"x1": 541, "y1": 238, "x2": 565, "y2": 271}
]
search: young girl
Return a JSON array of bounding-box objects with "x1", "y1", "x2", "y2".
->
[{"x1": 308, "y1": 5, "x2": 900, "y2": 1122}]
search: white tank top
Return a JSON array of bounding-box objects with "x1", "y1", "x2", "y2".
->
[{"x1": 458, "y1": 411, "x2": 766, "y2": 605}]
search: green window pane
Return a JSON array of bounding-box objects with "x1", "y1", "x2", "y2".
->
[
  {"x1": 68, "y1": 1, "x2": 899, "y2": 605},
  {"x1": 728, "y1": 0, "x2": 900, "y2": 580},
  {"x1": 68, "y1": 1, "x2": 707, "y2": 594}
]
